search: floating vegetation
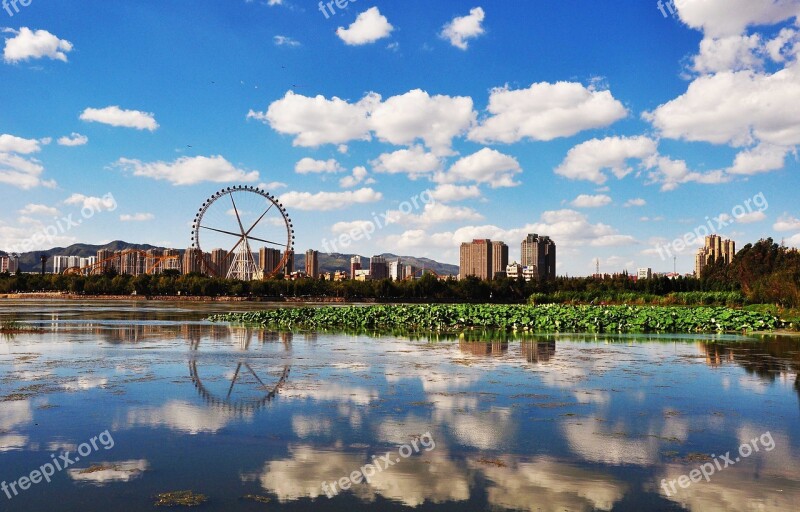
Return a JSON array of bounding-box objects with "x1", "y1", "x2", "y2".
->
[
  {"x1": 209, "y1": 304, "x2": 785, "y2": 334},
  {"x1": 0, "y1": 320, "x2": 44, "y2": 334},
  {"x1": 154, "y1": 490, "x2": 208, "y2": 507},
  {"x1": 241, "y1": 494, "x2": 271, "y2": 503}
]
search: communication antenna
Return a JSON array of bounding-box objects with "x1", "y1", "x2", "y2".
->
[{"x1": 595, "y1": 258, "x2": 600, "y2": 276}]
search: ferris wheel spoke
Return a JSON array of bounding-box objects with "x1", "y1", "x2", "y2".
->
[
  {"x1": 230, "y1": 194, "x2": 248, "y2": 237},
  {"x1": 243, "y1": 203, "x2": 275, "y2": 239}
]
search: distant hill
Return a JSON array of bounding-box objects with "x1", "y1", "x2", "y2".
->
[
  {"x1": 3, "y1": 241, "x2": 167, "y2": 272},
  {"x1": 297, "y1": 252, "x2": 458, "y2": 276},
  {"x1": 3, "y1": 242, "x2": 459, "y2": 276}
]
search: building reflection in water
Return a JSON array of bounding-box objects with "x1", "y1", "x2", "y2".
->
[
  {"x1": 698, "y1": 336, "x2": 800, "y2": 402},
  {"x1": 521, "y1": 339, "x2": 557, "y2": 363},
  {"x1": 459, "y1": 340, "x2": 508, "y2": 357}
]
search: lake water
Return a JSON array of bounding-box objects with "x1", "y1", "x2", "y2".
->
[{"x1": 1, "y1": 300, "x2": 798, "y2": 511}]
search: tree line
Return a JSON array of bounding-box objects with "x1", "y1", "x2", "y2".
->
[{"x1": 1, "y1": 239, "x2": 797, "y2": 307}]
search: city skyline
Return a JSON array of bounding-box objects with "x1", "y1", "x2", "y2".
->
[{"x1": 2, "y1": 1, "x2": 799, "y2": 276}]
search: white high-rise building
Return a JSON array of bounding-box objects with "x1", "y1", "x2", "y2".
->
[
  {"x1": 53, "y1": 256, "x2": 70, "y2": 274},
  {"x1": 389, "y1": 259, "x2": 402, "y2": 281}
]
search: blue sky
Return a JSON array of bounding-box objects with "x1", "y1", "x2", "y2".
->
[{"x1": 1, "y1": 0, "x2": 799, "y2": 275}]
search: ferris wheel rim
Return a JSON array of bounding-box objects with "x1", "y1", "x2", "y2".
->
[{"x1": 190, "y1": 186, "x2": 295, "y2": 278}]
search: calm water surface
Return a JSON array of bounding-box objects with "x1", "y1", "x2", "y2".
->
[{"x1": 1, "y1": 300, "x2": 798, "y2": 511}]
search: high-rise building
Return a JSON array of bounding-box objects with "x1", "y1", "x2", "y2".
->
[
  {"x1": 96, "y1": 249, "x2": 114, "y2": 273},
  {"x1": 402, "y1": 264, "x2": 417, "y2": 280},
  {"x1": 637, "y1": 267, "x2": 653, "y2": 280},
  {"x1": 80, "y1": 257, "x2": 96, "y2": 269},
  {"x1": 460, "y1": 239, "x2": 493, "y2": 280},
  {"x1": 695, "y1": 235, "x2": 736, "y2": 276},
  {"x1": 369, "y1": 255, "x2": 389, "y2": 280},
  {"x1": 259, "y1": 247, "x2": 282, "y2": 277},
  {"x1": 350, "y1": 256, "x2": 362, "y2": 280},
  {"x1": 305, "y1": 250, "x2": 319, "y2": 279},
  {"x1": 210, "y1": 248, "x2": 232, "y2": 276},
  {"x1": 492, "y1": 241, "x2": 509, "y2": 279},
  {"x1": 183, "y1": 248, "x2": 202, "y2": 274},
  {"x1": 0, "y1": 255, "x2": 19, "y2": 274},
  {"x1": 145, "y1": 249, "x2": 163, "y2": 274},
  {"x1": 389, "y1": 259, "x2": 402, "y2": 281},
  {"x1": 162, "y1": 249, "x2": 181, "y2": 273},
  {"x1": 521, "y1": 234, "x2": 556, "y2": 280},
  {"x1": 119, "y1": 251, "x2": 145, "y2": 275},
  {"x1": 283, "y1": 250, "x2": 294, "y2": 276},
  {"x1": 52, "y1": 255, "x2": 70, "y2": 274}
]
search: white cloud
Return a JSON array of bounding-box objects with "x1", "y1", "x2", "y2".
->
[
  {"x1": 644, "y1": 154, "x2": 731, "y2": 191},
  {"x1": 339, "y1": 166, "x2": 371, "y2": 188},
  {"x1": 279, "y1": 187, "x2": 382, "y2": 211},
  {"x1": 253, "y1": 89, "x2": 474, "y2": 154},
  {"x1": 19, "y1": 204, "x2": 59, "y2": 216},
  {"x1": 64, "y1": 194, "x2": 117, "y2": 212},
  {"x1": 336, "y1": 7, "x2": 394, "y2": 46},
  {"x1": 624, "y1": 198, "x2": 647, "y2": 207},
  {"x1": 774, "y1": 213, "x2": 800, "y2": 231},
  {"x1": 644, "y1": 66, "x2": 800, "y2": 147},
  {"x1": 406, "y1": 202, "x2": 483, "y2": 227},
  {"x1": 570, "y1": 194, "x2": 612, "y2": 208},
  {"x1": 120, "y1": 213, "x2": 155, "y2": 222},
  {"x1": 0, "y1": 134, "x2": 41, "y2": 154},
  {"x1": 436, "y1": 148, "x2": 522, "y2": 188},
  {"x1": 370, "y1": 90, "x2": 475, "y2": 155},
  {"x1": 250, "y1": 91, "x2": 377, "y2": 147},
  {"x1": 371, "y1": 146, "x2": 442, "y2": 178},
  {"x1": 80, "y1": 106, "x2": 159, "y2": 131},
  {"x1": 555, "y1": 136, "x2": 657, "y2": 184},
  {"x1": 440, "y1": 7, "x2": 486, "y2": 50},
  {"x1": 727, "y1": 142, "x2": 792, "y2": 175},
  {"x1": 735, "y1": 211, "x2": 767, "y2": 223},
  {"x1": 0, "y1": 136, "x2": 54, "y2": 189},
  {"x1": 469, "y1": 81, "x2": 627, "y2": 144},
  {"x1": 114, "y1": 155, "x2": 259, "y2": 185},
  {"x1": 273, "y1": 35, "x2": 300, "y2": 47},
  {"x1": 57, "y1": 132, "x2": 89, "y2": 146},
  {"x1": 691, "y1": 34, "x2": 764, "y2": 74},
  {"x1": 428, "y1": 184, "x2": 481, "y2": 202},
  {"x1": 294, "y1": 157, "x2": 343, "y2": 174},
  {"x1": 675, "y1": 0, "x2": 800, "y2": 38},
  {"x1": 3, "y1": 27, "x2": 73, "y2": 63},
  {"x1": 258, "y1": 181, "x2": 287, "y2": 190}
]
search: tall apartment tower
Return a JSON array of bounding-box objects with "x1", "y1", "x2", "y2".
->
[
  {"x1": 183, "y1": 248, "x2": 202, "y2": 275},
  {"x1": 491, "y1": 241, "x2": 509, "y2": 279},
  {"x1": 305, "y1": 250, "x2": 320, "y2": 279},
  {"x1": 369, "y1": 255, "x2": 389, "y2": 280},
  {"x1": 695, "y1": 235, "x2": 736, "y2": 276},
  {"x1": 389, "y1": 259, "x2": 402, "y2": 281},
  {"x1": 350, "y1": 256, "x2": 362, "y2": 280},
  {"x1": 283, "y1": 250, "x2": 294, "y2": 276},
  {"x1": 521, "y1": 234, "x2": 557, "y2": 280},
  {"x1": 259, "y1": 247, "x2": 282, "y2": 277},
  {"x1": 96, "y1": 249, "x2": 114, "y2": 273},
  {"x1": 459, "y1": 239, "x2": 493, "y2": 280}
]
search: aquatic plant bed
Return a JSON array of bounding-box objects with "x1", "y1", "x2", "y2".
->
[{"x1": 209, "y1": 304, "x2": 784, "y2": 333}]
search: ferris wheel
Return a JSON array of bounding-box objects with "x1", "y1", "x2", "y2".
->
[{"x1": 191, "y1": 186, "x2": 294, "y2": 280}]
